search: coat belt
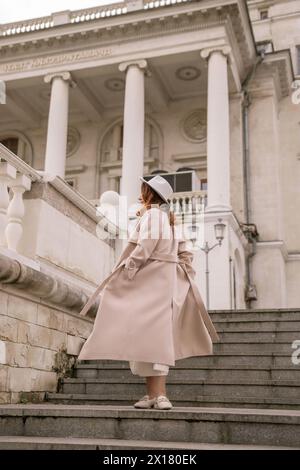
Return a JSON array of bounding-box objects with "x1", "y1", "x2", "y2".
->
[
  {"x1": 79, "y1": 251, "x2": 220, "y2": 342},
  {"x1": 79, "y1": 260, "x2": 127, "y2": 317},
  {"x1": 149, "y1": 251, "x2": 178, "y2": 263},
  {"x1": 149, "y1": 250, "x2": 220, "y2": 342},
  {"x1": 78, "y1": 253, "x2": 176, "y2": 317}
]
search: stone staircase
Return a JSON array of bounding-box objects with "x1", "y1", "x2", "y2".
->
[{"x1": 1, "y1": 309, "x2": 300, "y2": 449}]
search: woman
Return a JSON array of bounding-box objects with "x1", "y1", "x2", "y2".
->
[{"x1": 78, "y1": 174, "x2": 219, "y2": 410}]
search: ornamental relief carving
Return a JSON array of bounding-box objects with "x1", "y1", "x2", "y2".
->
[
  {"x1": 182, "y1": 109, "x2": 207, "y2": 143},
  {"x1": 67, "y1": 127, "x2": 81, "y2": 157}
]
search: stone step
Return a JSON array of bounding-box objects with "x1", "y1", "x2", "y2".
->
[
  {"x1": 211, "y1": 332, "x2": 300, "y2": 342},
  {"x1": 60, "y1": 377, "x2": 300, "y2": 399},
  {"x1": 207, "y1": 310, "x2": 300, "y2": 322},
  {"x1": 212, "y1": 343, "x2": 295, "y2": 353},
  {"x1": 215, "y1": 323, "x2": 300, "y2": 332},
  {"x1": 46, "y1": 392, "x2": 300, "y2": 410},
  {"x1": 0, "y1": 435, "x2": 294, "y2": 450},
  {"x1": 215, "y1": 330, "x2": 300, "y2": 341},
  {"x1": 1, "y1": 404, "x2": 300, "y2": 448},
  {"x1": 74, "y1": 367, "x2": 300, "y2": 382},
  {"x1": 212, "y1": 320, "x2": 300, "y2": 330},
  {"x1": 80, "y1": 343, "x2": 298, "y2": 355},
  {"x1": 77, "y1": 354, "x2": 295, "y2": 371}
]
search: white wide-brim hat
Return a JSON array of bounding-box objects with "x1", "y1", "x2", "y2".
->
[{"x1": 139, "y1": 174, "x2": 173, "y2": 204}]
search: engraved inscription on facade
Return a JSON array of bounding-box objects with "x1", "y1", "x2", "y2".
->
[{"x1": 0, "y1": 47, "x2": 113, "y2": 73}]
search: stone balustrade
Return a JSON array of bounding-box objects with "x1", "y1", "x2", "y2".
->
[
  {"x1": 70, "y1": 3, "x2": 127, "y2": 24},
  {"x1": 90, "y1": 190, "x2": 207, "y2": 227},
  {"x1": 0, "y1": 144, "x2": 41, "y2": 253},
  {"x1": 0, "y1": 15, "x2": 54, "y2": 36},
  {"x1": 144, "y1": 0, "x2": 191, "y2": 10},
  {"x1": 168, "y1": 190, "x2": 207, "y2": 216},
  {"x1": 0, "y1": 0, "x2": 191, "y2": 36},
  {"x1": 0, "y1": 2, "x2": 126, "y2": 36},
  {"x1": 0, "y1": 143, "x2": 117, "y2": 264}
]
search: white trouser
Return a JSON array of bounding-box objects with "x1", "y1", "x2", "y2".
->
[{"x1": 129, "y1": 361, "x2": 169, "y2": 377}]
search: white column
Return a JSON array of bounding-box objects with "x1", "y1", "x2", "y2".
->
[
  {"x1": 200, "y1": 46, "x2": 232, "y2": 212},
  {"x1": 118, "y1": 60, "x2": 147, "y2": 208},
  {"x1": 44, "y1": 72, "x2": 73, "y2": 179}
]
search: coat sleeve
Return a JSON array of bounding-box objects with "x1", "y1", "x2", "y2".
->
[
  {"x1": 124, "y1": 208, "x2": 161, "y2": 280},
  {"x1": 178, "y1": 239, "x2": 196, "y2": 280}
]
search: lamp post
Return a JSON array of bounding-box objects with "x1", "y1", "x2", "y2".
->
[{"x1": 200, "y1": 218, "x2": 226, "y2": 310}]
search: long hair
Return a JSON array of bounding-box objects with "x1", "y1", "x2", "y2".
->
[{"x1": 136, "y1": 182, "x2": 176, "y2": 226}]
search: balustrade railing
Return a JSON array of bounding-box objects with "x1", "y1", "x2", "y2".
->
[
  {"x1": 90, "y1": 190, "x2": 207, "y2": 217},
  {"x1": 0, "y1": 0, "x2": 192, "y2": 36},
  {"x1": 0, "y1": 143, "x2": 117, "y2": 256},
  {"x1": 70, "y1": 3, "x2": 127, "y2": 24},
  {"x1": 168, "y1": 190, "x2": 207, "y2": 216},
  {"x1": 0, "y1": 143, "x2": 41, "y2": 252}
]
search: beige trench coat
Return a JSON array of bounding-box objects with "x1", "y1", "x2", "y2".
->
[{"x1": 78, "y1": 206, "x2": 220, "y2": 366}]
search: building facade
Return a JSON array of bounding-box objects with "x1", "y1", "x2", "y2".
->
[{"x1": 0, "y1": 0, "x2": 299, "y2": 313}]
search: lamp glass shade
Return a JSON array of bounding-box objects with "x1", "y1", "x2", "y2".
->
[{"x1": 214, "y1": 219, "x2": 225, "y2": 241}]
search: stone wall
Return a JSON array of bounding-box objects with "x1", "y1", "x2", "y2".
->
[{"x1": 0, "y1": 288, "x2": 93, "y2": 404}]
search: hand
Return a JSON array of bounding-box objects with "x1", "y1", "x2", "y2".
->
[{"x1": 124, "y1": 258, "x2": 139, "y2": 280}]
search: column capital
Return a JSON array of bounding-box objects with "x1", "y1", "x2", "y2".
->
[
  {"x1": 118, "y1": 59, "x2": 148, "y2": 74},
  {"x1": 200, "y1": 45, "x2": 231, "y2": 61},
  {"x1": 44, "y1": 71, "x2": 76, "y2": 87}
]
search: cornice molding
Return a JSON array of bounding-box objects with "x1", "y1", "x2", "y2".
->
[
  {"x1": 0, "y1": 2, "x2": 260, "y2": 94},
  {"x1": 0, "y1": 3, "x2": 253, "y2": 73},
  {"x1": 0, "y1": 11, "x2": 225, "y2": 55},
  {"x1": 246, "y1": 51, "x2": 294, "y2": 99}
]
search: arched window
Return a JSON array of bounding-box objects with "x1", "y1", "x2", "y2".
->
[{"x1": 96, "y1": 119, "x2": 162, "y2": 197}]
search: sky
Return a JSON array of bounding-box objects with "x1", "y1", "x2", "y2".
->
[{"x1": 0, "y1": 0, "x2": 122, "y2": 23}]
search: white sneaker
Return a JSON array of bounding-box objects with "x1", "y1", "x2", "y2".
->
[
  {"x1": 153, "y1": 395, "x2": 173, "y2": 410},
  {"x1": 133, "y1": 395, "x2": 156, "y2": 409}
]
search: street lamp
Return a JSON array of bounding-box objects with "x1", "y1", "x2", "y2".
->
[{"x1": 200, "y1": 218, "x2": 226, "y2": 310}]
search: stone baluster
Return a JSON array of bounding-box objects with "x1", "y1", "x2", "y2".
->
[
  {"x1": 175, "y1": 197, "x2": 182, "y2": 214},
  {"x1": 181, "y1": 196, "x2": 187, "y2": 214},
  {"x1": 5, "y1": 174, "x2": 31, "y2": 251},
  {"x1": 168, "y1": 197, "x2": 174, "y2": 213},
  {"x1": 186, "y1": 196, "x2": 193, "y2": 214},
  {"x1": 0, "y1": 162, "x2": 16, "y2": 246}
]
